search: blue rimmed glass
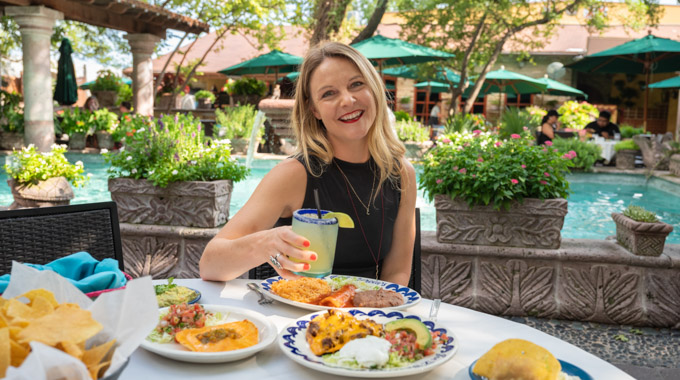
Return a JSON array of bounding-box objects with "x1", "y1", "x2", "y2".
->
[{"x1": 291, "y1": 209, "x2": 339, "y2": 278}]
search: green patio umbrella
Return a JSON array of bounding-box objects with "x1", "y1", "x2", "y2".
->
[
  {"x1": 567, "y1": 34, "x2": 680, "y2": 129},
  {"x1": 468, "y1": 66, "x2": 547, "y2": 97},
  {"x1": 536, "y1": 75, "x2": 587, "y2": 99},
  {"x1": 54, "y1": 38, "x2": 78, "y2": 106},
  {"x1": 648, "y1": 75, "x2": 680, "y2": 140},
  {"x1": 351, "y1": 35, "x2": 454, "y2": 74},
  {"x1": 414, "y1": 81, "x2": 450, "y2": 94},
  {"x1": 218, "y1": 50, "x2": 302, "y2": 82},
  {"x1": 276, "y1": 71, "x2": 299, "y2": 83},
  {"x1": 79, "y1": 77, "x2": 132, "y2": 90}
]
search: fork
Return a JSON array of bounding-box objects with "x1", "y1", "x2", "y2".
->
[
  {"x1": 247, "y1": 282, "x2": 273, "y2": 305},
  {"x1": 429, "y1": 298, "x2": 442, "y2": 322}
]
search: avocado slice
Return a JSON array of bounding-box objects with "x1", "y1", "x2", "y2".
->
[{"x1": 384, "y1": 318, "x2": 432, "y2": 349}]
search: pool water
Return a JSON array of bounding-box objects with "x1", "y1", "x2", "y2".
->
[{"x1": 1, "y1": 154, "x2": 679, "y2": 244}]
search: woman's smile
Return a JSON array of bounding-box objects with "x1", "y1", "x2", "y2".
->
[{"x1": 339, "y1": 110, "x2": 364, "y2": 123}]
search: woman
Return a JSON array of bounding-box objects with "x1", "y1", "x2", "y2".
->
[
  {"x1": 199, "y1": 42, "x2": 417, "y2": 286},
  {"x1": 84, "y1": 96, "x2": 99, "y2": 112},
  {"x1": 537, "y1": 109, "x2": 559, "y2": 145}
]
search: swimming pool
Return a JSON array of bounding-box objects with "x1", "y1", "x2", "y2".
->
[{"x1": 1, "y1": 153, "x2": 678, "y2": 244}]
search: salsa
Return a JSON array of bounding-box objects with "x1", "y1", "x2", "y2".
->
[{"x1": 156, "y1": 303, "x2": 210, "y2": 339}]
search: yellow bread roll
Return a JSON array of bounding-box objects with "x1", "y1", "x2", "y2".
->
[{"x1": 472, "y1": 338, "x2": 561, "y2": 380}]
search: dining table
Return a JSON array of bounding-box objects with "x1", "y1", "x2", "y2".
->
[
  {"x1": 592, "y1": 139, "x2": 618, "y2": 163},
  {"x1": 122, "y1": 278, "x2": 633, "y2": 379}
]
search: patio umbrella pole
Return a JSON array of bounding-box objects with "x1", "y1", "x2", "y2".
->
[
  {"x1": 676, "y1": 89, "x2": 680, "y2": 141},
  {"x1": 644, "y1": 53, "x2": 650, "y2": 131}
]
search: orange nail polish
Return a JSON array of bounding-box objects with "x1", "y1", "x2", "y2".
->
[
  {"x1": 303, "y1": 241, "x2": 310, "y2": 248},
  {"x1": 304, "y1": 263, "x2": 310, "y2": 270},
  {"x1": 311, "y1": 253, "x2": 317, "y2": 261}
]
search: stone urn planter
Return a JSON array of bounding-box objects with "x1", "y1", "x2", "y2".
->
[
  {"x1": 0, "y1": 130, "x2": 24, "y2": 150},
  {"x1": 612, "y1": 212, "x2": 674, "y2": 257},
  {"x1": 91, "y1": 90, "x2": 118, "y2": 108},
  {"x1": 7, "y1": 177, "x2": 74, "y2": 209},
  {"x1": 230, "y1": 138, "x2": 248, "y2": 154},
  {"x1": 197, "y1": 98, "x2": 213, "y2": 109},
  {"x1": 95, "y1": 131, "x2": 114, "y2": 150},
  {"x1": 670, "y1": 154, "x2": 680, "y2": 177},
  {"x1": 232, "y1": 94, "x2": 262, "y2": 107},
  {"x1": 615, "y1": 149, "x2": 639, "y2": 170},
  {"x1": 404, "y1": 141, "x2": 432, "y2": 160},
  {"x1": 434, "y1": 195, "x2": 568, "y2": 249},
  {"x1": 108, "y1": 178, "x2": 234, "y2": 228},
  {"x1": 68, "y1": 132, "x2": 87, "y2": 150}
]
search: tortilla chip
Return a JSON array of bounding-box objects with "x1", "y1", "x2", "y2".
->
[
  {"x1": 88, "y1": 360, "x2": 111, "y2": 380},
  {"x1": 58, "y1": 341, "x2": 84, "y2": 360},
  {"x1": 0, "y1": 328, "x2": 9, "y2": 378},
  {"x1": 18, "y1": 289, "x2": 58, "y2": 308},
  {"x1": 0, "y1": 313, "x2": 8, "y2": 328},
  {"x1": 4, "y1": 299, "x2": 34, "y2": 321},
  {"x1": 29, "y1": 296, "x2": 55, "y2": 319},
  {"x1": 9, "y1": 339, "x2": 29, "y2": 367},
  {"x1": 17, "y1": 305, "x2": 102, "y2": 346},
  {"x1": 83, "y1": 340, "x2": 116, "y2": 380}
]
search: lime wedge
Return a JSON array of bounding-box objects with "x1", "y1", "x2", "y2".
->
[{"x1": 323, "y1": 212, "x2": 354, "y2": 228}]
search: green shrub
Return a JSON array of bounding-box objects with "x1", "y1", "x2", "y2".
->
[
  {"x1": 59, "y1": 107, "x2": 94, "y2": 135},
  {"x1": 444, "y1": 113, "x2": 488, "y2": 134},
  {"x1": 525, "y1": 106, "x2": 547, "y2": 126},
  {"x1": 498, "y1": 107, "x2": 533, "y2": 140},
  {"x1": 4, "y1": 144, "x2": 88, "y2": 187},
  {"x1": 557, "y1": 101, "x2": 600, "y2": 130},
  {"x1": 614, "y1": 139, "x2": 639, "y2": 152},
  {"x1": 399, "y1": 96, "x2": 411, "y2": 104},
  {"x1": 623, "y1": 205, "x2": 658, "y2": 223},
  {"x1": 393, "y1": 110, "x2": 411, "y2": 122},
  {"x1": 619, "y1": 125, "x2": 645, "y2": 139},
  {"x1": 214, "y1": 105, "x2": 262, "y2": 140},
  {"x1": 92, "y1": 108, "x2": 119, "y2": 133},
  {"x1": 230, "y1": 77, "x2": 267, "y2": 97},
  {"x1": 117, "y1": 84, "x2": 133, "y2": 106},
  {"x1": 104, "y1": 113, "x2": 249, "y2": 188},
  {"x1": 90, "y1": 70, "x2": 123, "y2": 92},
  {"x1": 395, "y1": 119, "x2": 428, "y2": 143},
  {"x1": 551, "y1": 137, "x2": 601, "y2": 171},
  {"x1": 113, "y1": 113, "x2": 154, "y2": 143},
  {"x1": 0, "y1": 90, "x2": 24, "y2": 133},
  {"x1": 195, "y1": 90, "x2": 216, "y2": 103}
]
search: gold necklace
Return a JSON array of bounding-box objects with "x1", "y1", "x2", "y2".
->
[{"x1": 334, "y1": 160, "x2": 376, "y2": 215}]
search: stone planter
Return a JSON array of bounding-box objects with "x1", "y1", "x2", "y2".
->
[
  {"x1": 108, "y1": 177, "x2": 233, "y2": 228},
  {"x1": 612, "y1": 212, "x2": 674, "y2": 257},
  {"x1": 8, "y1": 177, "x2": 74, "y2": 209},
  {"x1": 403, "y1": 141, "x2": 431, "y2": 160},
  {"x1": 197, "y1": 98, "x2": 213, "y2": 109},
  {"x1": 68, "y1": 132, "x2": 87, "y2": 150},
  {"x1": 156, "y1": 93, "x2": 175, "y2": 110},
  {"x1": 670, "y1": 154, "x2": 680, "y2": 177},
  {"x1": 232, "y1": 94, "x2": 261, "y2": 107},
  {"x1": 0, "y1": 130, "x2": 24, "y2": 150},
  {"x1": 95, "y1": 131, "x2": 114, "y2": 150},
  {"x1": 230, "y1": 137, "x2": 248, "y2": 154},
  {"x1": 615, "y1": 149, "x2": 639, "y2": 170},
  {"x1": 434, "y1": 195, "x2": 568, "y2": 249},
  {"x1": 91, "y1": 90, "x2": 118, "y2": 108}
]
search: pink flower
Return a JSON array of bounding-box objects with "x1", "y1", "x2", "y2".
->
[
  {"x1": 523, "y1": 126, "x2": 529, "y2": 131},
  {"x1": 511, "y1": 134, "x2": 521, "y2": 139},
  {"x1": 521, "y1": 164, "x2": 526, "y2": 169},
  {"x1": 540, "y1": 180, "x2": 547, "y2": 185},
  {"x1": 544, "y1": 172, "x2": 550, "y2": 177},
  {"x1": 453, "y1": 166, "x2": 458, "y2": 171},
  {"x1": 436, "y1": 179, "x2": 443, "y2": 184},
  {"x1": 511, "y1": 179, "x2": 519, "y2": 185},
  {"x1": 495, "y1": 141, "x2": 502, "y2": 147},
  {"x1": 569, "y1": 150, "x2": 577, "y2": 158},
  {"x1": 442, "y1": 138, "x2": 451, "y2": 144},
  {"x1": 542, "y1": 148, "x2": 548, "y2": 152},
  {"x1": 554, "y1": 148, "x2": 559, "y2": 153},
  {"x1": 562, "y1": 154, "x2": 572, "y2": 160},
  {"x1": 477, "y1": 157, "x2": 484, "y2": 162},
  {"x1": 459, "y1": 168, "x2": 467, "y2": 174},
  {"x1": 545, "y1": 140, "x2": 553, "y2": 146},
  {"x1": 472, "y1": 174, "x2": 476, "y2": 178},
  {"x1": 464, "y1": 142, "x2": 471, "y2": 147},
  {"x1": 473, "y1": 129, "x2": 482, "y2": 135}
]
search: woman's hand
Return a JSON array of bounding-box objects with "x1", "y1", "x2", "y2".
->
[{"x1": 261, "y1": 226, "x2": 318, "y2": 279}]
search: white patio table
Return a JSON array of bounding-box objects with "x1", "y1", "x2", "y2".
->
[
  {"x1": 593, "y1": 139, "x2": 618, "y2": 163},
  {"x1": 122, "y1": 278, "x2": 632, "y2": 380}
]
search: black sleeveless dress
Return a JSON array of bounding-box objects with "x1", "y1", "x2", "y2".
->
[
  {"x1": 276, "y1": 156, "x2": 401, "y2": 279},
  {"x1": 537, "y1": 123, "x2": 557, "y2": 145}
]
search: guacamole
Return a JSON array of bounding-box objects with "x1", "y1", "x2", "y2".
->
[{"x1": 156, "y1": 286, "x2": 197, "y2": 307}]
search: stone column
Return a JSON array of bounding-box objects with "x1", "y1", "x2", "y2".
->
[
  {"x1": 5, "y1": 6, "x2": 63, "y2": 152},
  {"x1": 125, "y1": 33, "x2": 162, "y2": 117}
]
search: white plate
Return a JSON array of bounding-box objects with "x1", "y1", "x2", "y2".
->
[
  {"x1": 260, "y1": 275, "x2": 421, "y2": 311},
  {"x1": 278, "y1": 309, "x2": 458, "y2": 378},
  {"x1": 140, "y1": 305, "x2": 277, "y2": 363}
]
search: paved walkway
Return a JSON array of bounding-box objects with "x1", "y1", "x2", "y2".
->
[{"x1": 506, "y1": 316, "x2": 680, "y2": 380}]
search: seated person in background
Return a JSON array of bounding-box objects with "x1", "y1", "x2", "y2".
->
[
  {"x1": 84, "y1": 96, "x2": 99, "y2": 112},
  {"x1": 536, "y1": 109, "x2": 559, "y2": 145},
  {"x1": 428, "y1": 100, "x2": 443, "y2": 140},
  {"x1": 119, "y1": 101, "x2": 131, "y2": 114},
  {"x1": 585, "y1": 110, "x2": 619, "y2": 139},
  {"x1": 179, "y1": 86, "x2": 196, "y2": 110}
]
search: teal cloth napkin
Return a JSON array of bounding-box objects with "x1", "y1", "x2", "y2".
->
[{"x1": 0, "y1": 251, "x2": 127, "y2": 294}]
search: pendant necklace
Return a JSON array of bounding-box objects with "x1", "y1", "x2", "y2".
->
[{"x1": 334, "y1": 160, "x2": 376, "y2": 215}]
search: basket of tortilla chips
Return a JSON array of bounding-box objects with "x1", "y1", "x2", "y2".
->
[{"x1": 0, "y1": 262, "x2": 158, "y2": 380}]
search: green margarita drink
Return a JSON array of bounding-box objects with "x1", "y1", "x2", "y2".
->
[{"x1": 291, "y1": 209, "x2": 340, "y2": 277}]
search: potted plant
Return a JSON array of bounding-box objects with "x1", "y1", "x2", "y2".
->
[
  {"x1": 398, "y1": 96, "x2": 412, "y2": 112},
  {"x1": 229, "y1": 77, "x2": 267, "y2": 106},
  {"x1": 213, "y1": 104, "x2": 261, "y2": 154},
  {"x1": 105, "y1": 113, "x2": 249, "y2": 228},
  {"x1": 0, "y1": 90, "x2": 25, "y2": 150},
  {"x1": 194, "y1": 90, "x2": 216, "y2": 109},
  {"x1": 3, "y1": 144, "x2": 88, "y2": 209},
  {"x1": 59, "y1": 107, "x2": 93, "y2": 150},
  {"x1": 92, "y1": 108, "x2": 119, "y2": 150},
  {"x1": 395, "y1": 119, "x2": 431, "y2": 159},
  {"x1": 420, "y1": 130, "x2": 574, "y2": 249},
  {"x1": 90, "y1": 70, "x2": 124, "y2": 107},
  {"x1": 614, "y1": 139, "x2": 640, "y2": 170},
  {"x1": 612, "y1": 205, "x2": 673, "y2": 257}
]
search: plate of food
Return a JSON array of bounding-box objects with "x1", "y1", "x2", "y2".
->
[
  {"x1": 140, "y1": 303, "x2": 277, "y2": 363},
  {"x1": 278, "y1": 308, "x2": 457, "y2": 378},
  {"x1": 468, "y1": 339, "x2": 594, "y2": 380},
  {"x1": 155, "y1": 278, "x2": 201, "y2": 307},
  {"x1": 260, "y1": 275, "x2": 420, "y2": 311}
]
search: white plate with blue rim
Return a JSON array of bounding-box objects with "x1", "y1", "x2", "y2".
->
[
  {"x1": 278, "y1": 308, "x2": 458, "y2": 378},
  {"x1": 260, "y1": 275, "x2": 421, "y2": 311}
]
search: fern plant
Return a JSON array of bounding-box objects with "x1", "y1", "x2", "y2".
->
[
  {"x1": 623, "y1": 205, "x2": 658, "y2": 223},
  {"x1": 498, "y1": 107, "x2": 533, "y2": 140}
]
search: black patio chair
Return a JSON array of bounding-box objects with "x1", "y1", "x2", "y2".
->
[
  {"x1": 0, "y1": 202, "x2": 124, "y2": 275},
  {"x1": 249, "y1": 208, "x2": 422, "y2": 294}
]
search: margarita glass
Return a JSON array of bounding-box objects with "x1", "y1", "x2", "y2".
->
[{"x1": 291, "y1": 209, "x2": 339, "y2": 277}]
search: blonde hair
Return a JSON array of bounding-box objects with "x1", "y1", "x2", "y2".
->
[{"x1": 292, "y1": 41, "x2": 405, "y2": 192}]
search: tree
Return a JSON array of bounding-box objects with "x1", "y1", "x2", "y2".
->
[
  {"x1": 396, "y1": 0, "x2": 663, "y2": 114},
  {"x1": 305, "y1": 0, "x2": 395, "y2": 46}
]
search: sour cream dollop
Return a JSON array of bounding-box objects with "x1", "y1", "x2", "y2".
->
[{"x1": 335, "y1": 335, "x2": 392, "y2": 368}]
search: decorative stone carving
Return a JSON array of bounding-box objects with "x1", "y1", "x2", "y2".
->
[
  {"x1": 0, "y1": 130, "x2": 24, "y2": 150},
  {"x1": 8, "y1": 177, "x2": 74, "y2": 209},
  {"x1": 122, "y1": 236, "x2": 179, "y2": 278},
  {"x1": 670, "y1": 154, "x2": 680, "y2": 177},
  {"x1": 434, "y1": 195, "x2": 568, "y2": 249},
  {"x1": 259, "y1": 99, "x2": 295, "y2": 154},
  {"x1": 645, "y1": 272, "x2": 680, "y2": 329},
  {"x1": 612, "y1": 212, "x2": 674, "y2": 257},
  {"x1": 422, "y1": 255, "x2": 473, "y2": 307},
  {"x1": 615, "y1": 149, "x2": 639, "y2": 170},
  {"x1": 68, "y1": 132, "x2": 87, "y2": 150},
  {"x1": 109, "y1": 178, "x2": 233, "y2": 228},
  {"x1": 634, "y1": 133, "x2": 674, "y2": 170},
  {"x1": 95, "y1": 131, "x2": 114, "y2": 150},
  {"x1": 91, "y1": 90, "x2": 118, "y2": 108}
]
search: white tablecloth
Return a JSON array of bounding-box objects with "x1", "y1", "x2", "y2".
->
[
  {"x1": 122, "y1": 279, "x2": 632, "y2": 379},
  {"x1": 593, "y1": 140, "x2": 618, "y2": 162}
]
